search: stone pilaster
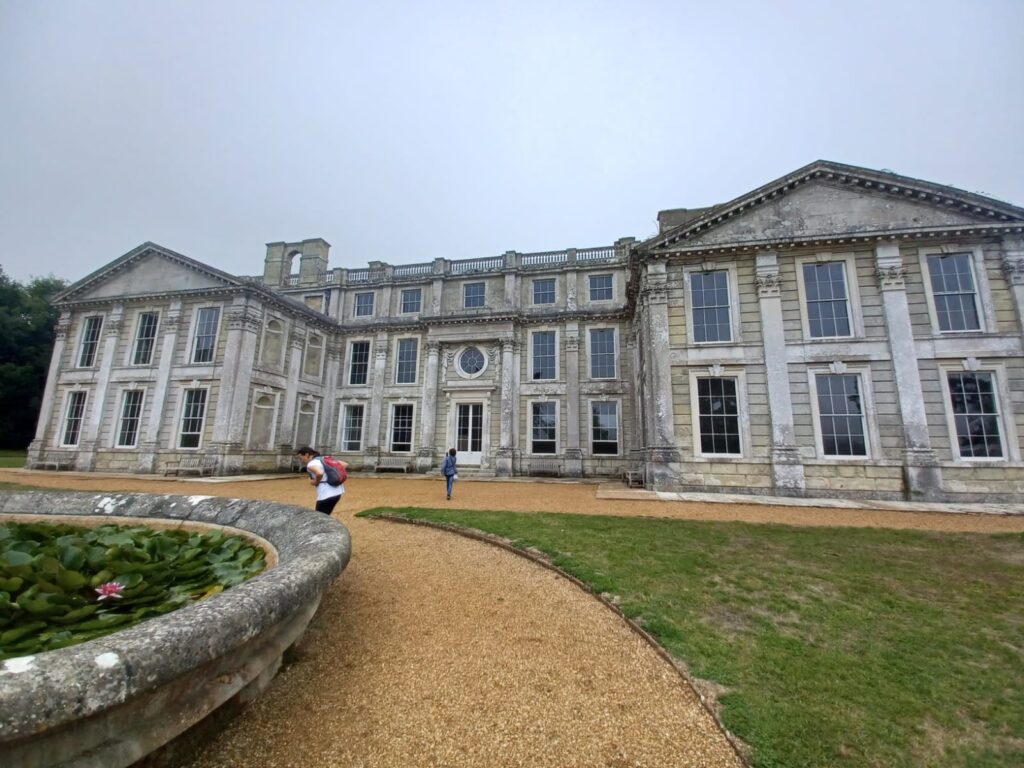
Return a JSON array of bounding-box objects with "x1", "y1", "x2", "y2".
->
[
  {"x1": 1001, "y1": 236, "x2": 1024, "y2": 332},
  {"x1": 79, "y1": 306, "x2": 124, "y2": 469},
  {"x1": 417, "y1": 340, "x2": 441, "y2": 471},
  {"x1": 563, "y1": 325, "x2": 583, "y2": 477},
  {"x1": 495, "y1": 337, "x2": 515, "y2": 476},
  {"x1": 875, "y1": 243, "x2": 942, "y2": 500},
  {"x1": 641, "y1": 260, "x2": 681, "y2": 489},
  {"x1": 319, "y1": 337, "x2": 344, "y2": 451},
  {"x1": 365, "y1": 336, "x2": 389, "y2": 458},
  {"x1": 756, "y1": 252, "x2": 805, "y2": 494},
  {"x1": 278, "y1": 329, "x2": 304, "y2": 454},
  {"x1": 28, "y1": 312, "x2": 72, "y2": 465},
  {"x1": 213, "y1": 303, "x2": 262, "y2": 472},
  {"x1": 139, "y1": 302, "x2": 182, "y2": 470}
]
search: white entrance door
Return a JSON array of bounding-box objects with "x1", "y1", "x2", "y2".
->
[{"x1": 456, "y1": 403, "x2": 483, "y2": 465}]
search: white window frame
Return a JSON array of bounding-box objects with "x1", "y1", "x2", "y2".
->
[
  {"x1": 463, "y1": 282, "x2": 486, "y2": 309},
  {"x1": 586, "y1": 325, "x2": 618, "y2": 380},
  {"x1": 454, "y1": 345, "x2": 488, "y2": 380},
  {"x1": 115, "y1": 388, "x2": 146, "y2": 448},
  {"x1": 129, "y1": 310, "x2": 160, "y2": 366},
  {"x1": 338, "y1": 402, "x2": 366, "y2": 452},
  {"x1": 794, "y1": 253, "x2": 863, "y2": 340},
  {"x1": 302, "y1": 332, "x2": 325, "y2": 381},
  {"x1": 293, "y1": 397, "x2": 320, "y2": 448},
  {"x1": 528, "y1": 328, "x2": 559, "y2": 381},
  {"x1": 177, "y1": 387, "x2": 209, "y2": 450},
  {"x1": 588, "y1": 273, "x2": 614, "y2": 302},
  {"x1": 587, "y1": 398, "x2": 622, "y2": 457},
  {"x1": 246, "y1": 390, "x2": 280, "y2": 450},
  {"x1": 938, "y1": 362, "x2": 1019, "y2": 462},
  {"x1": 682, "y1": 265, "x2": 741, "y2": 345},
  {"x1": 807, "y1": 365, "x2": 880, "y2": 460},
  {"x1": 400, "y1": 288, "x2": 423, "y2": 314},
  {"x1": 687, "y1": 368, "x2": 751, "y2": 458},
  {"x1": 919, "y1": 245, "x2": 994, "y2": 334},
  {"x1": 354, "y1": 291, "x2": 375, "y2": 318},
  {"x1": 532, "y1": 277, "x2": 557, "y2": 306},
  {"x1": 188, "y1": 305, "x2": 221, "y2": 365},
  {"x1": 60, "y1": 389, "x2": 88, "y2": 447},
  {"x1": 76, "y1": 315, "x2": 104, "y2": 368},
  {"x1": 389, "y1": 402, "x2": 416, "y2": 453},
  {"x1": 528, "y1": 399, "x2": 560, "y2": 456},
  {"x1": 394, "y1": 336, "x2": 420, "y2": 385},
  {"x1": 347, "y1": 339, "x2": 372, "y2": 386}
]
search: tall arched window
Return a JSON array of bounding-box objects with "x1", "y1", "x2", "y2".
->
[
  {"x1": 260, "y1": 319, "x2": 284, "y2": 369},
  {"x1": 248, "y1": 393, "x2": 278, "y2": 450}
]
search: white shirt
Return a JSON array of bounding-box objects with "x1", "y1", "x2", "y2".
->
[{"x1": 306, "y1": 457, "x2": 346, "y2": 502}]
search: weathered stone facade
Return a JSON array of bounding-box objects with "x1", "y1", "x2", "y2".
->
[{"x1": 28, "y1": 161, "x2": 1024, "y2": 501}]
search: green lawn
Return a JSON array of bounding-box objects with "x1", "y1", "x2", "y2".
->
[
  {"x1": 358, "y1": 507, "x2": 1024, "y2": 768},
  {"x1": 0, "y1": 450, "x2": 27, "y2": 468}
]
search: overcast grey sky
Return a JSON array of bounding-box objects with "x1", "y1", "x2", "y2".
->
[{"x1": 1, "y1": 0, "x2": 1022, "y2": 284}]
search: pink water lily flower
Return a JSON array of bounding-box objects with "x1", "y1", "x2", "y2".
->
[{"x1": 95, "y1": 582, "x2": 125, "y2": 601}]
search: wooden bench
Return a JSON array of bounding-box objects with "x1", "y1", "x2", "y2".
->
[
  {"x1": 164, "y1": 455, "x2": 217, "y2": 477},
  {"x1": 375, "y1": 456, "x2": 412, "y2": 473},
  {"x1": 623, "y1": 468, "x2": 644, "y2": 488},
  {"x1": 37, "y1": 451, "x2": 75, "y2": 471},
  {"x1": 529, "y1": 459, "x2": 562, "y2": 477}
]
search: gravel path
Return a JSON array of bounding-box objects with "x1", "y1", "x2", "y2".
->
[{"x1": 3, "y1": 470, "x2": 1022, "y2": 767}]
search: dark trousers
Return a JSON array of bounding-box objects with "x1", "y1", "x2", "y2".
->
[{"x1": 315, "y1": 495, "x2": 342, "y2": 515}]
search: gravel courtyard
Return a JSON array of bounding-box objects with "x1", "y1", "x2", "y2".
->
[{"x1": 3, "y1": 469, "x2": 1021, "y2": 767}]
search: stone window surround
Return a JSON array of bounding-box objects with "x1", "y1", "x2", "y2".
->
[
  {"x1": 302, "y1": 332, "x2": 325, "y2": 382},
  {"x1": 680, "y1": 263, "x2": 742, "y2": 345},
  {"x1": 353, "y1": 291, "x2": 376, "y2": 318},
  {"x1": 528, "y1": 327, "x2": 560, "y2": 382},
  {"x1": 806, "y1": 364, "x2": 881, "y2": 461},
  {"x1": 114, "y1": 387, "x2": 146, "y2": 449},
  {"x1": 532, "y1": 277, "x2": 557, "y2": 306},
  {"x1": 175, "y1": 385, "x2": 210, "y2": 451},
  {"x1": 393, "y1": 336, "x2": 421, "y2": 385},
  {"x1": 388, "y1": 401, "x2": 416, "y2": 453},
  {"x1": 453, "y1": 344, "x2": 488, "y2": 380},
  {"x1": 76, "y1": 314, "x2": 104, "y2": 369},
  {"x1": 59, "y1": 388, "x2": 89, "y2": 447},
  {"x1": 293, "y1": 397, "x2": 320, "y2": 448},
  {"x1": 346, "y1": 338, "x2": 372, "y2": 386},
  {"x1": 937, "y1": 360, "x2": 1020, "y2": 463},
  {"x1": 258, "y1": 316, "x2": 286, "y2": 371},
  {"x1": 527, "y1": 398, "x2": 560, "y2": 456},
  {"x1": 463, "y1": 281, "x2": 486, "y2": 308},
  {"x1": 588, "y1": 273, "x2": 614, "y2": 302},
  {"x1": 337, "y1": 400, "x2": 366, "y2": 452},
  {"x1": 127, "y1": 308, "x2": 161, "y2": 367},
  {"x1": 247, "y1": 389, "x2": 280, "y2": 450},
  {"x1": 918, "y1": 244, "x2": 996, "y2": 335},
  {"x1": 793, "y1": 252, "x2": 865, "y2": 341},
  {"x1": 587, "y1": 397, "x2": 622, "y2": 457},
  {"x1": 686, "y1": 367, "x2": 752, "y2": 459},
  {"x1": 585, "y1": 324, "x2": 618, "y2": 380},
  {"x1": 400, "y1": 288, "x2": 423, "y2": 315},
  {"x1": 186, "y1": 304, "x2": 222, "y2": 365}
]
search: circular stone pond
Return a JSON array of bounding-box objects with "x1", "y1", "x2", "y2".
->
[{"x1": 0, "y1": 490, "x2": 351, "y2": 768}]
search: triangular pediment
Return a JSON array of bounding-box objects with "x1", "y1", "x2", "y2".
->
[
  {"x1": 57, "y1": 243, "x2": 243, "y2": 303},
  {"x1": 648, "y1": 161, "x2": 1024, "y2": 252}
]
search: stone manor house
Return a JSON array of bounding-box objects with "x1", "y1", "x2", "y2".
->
[{"x1": 28, "y1": 161, "x2": 1024, "y2": 502}]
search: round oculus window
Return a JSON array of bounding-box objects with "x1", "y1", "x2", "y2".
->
[{"x1": 459, "y1": 347, "x2": 485, "y2": 375}]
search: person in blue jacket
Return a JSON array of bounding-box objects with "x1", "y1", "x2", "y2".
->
[{"x1": 442, "y1": 447, "x2": 457, "y2": 500}]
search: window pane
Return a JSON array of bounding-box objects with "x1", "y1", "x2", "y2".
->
[
  {"x1": 590, "y1": 328, "x2": 616, "y2": 378},
  {"x1": 803, "y1": 263, "x2": 851, "y2": 338},
  {"x1": 532, "y1": 402, "x2": 556, "y2": 454},
  {"x1": 533, "y1": 279, "x2": 555, "y2": 304},
  {"x1": 349, "y1": 341, "x2": 370, "y2": 385},
  {"x1": 179, "y1": 389, "x2": 207, "y2": 448},
  {"x1": 928, "y1": 254, "x2": 980, "y2": 331},
  {"x1": 355, "y1": 293, "x2": 375, "y2": 316},
  {"x1": 391, "y1": 404, "x2": 414, "y2": 452},
  {"x1": 697, "y1": 378, "x2": 741, "y2": 454},
  {"x1": 63, "y1": 391, "x2": 87, "y2": 445},
  {"x1": 78, "y1": 316, "x2": 103, "y2": 367},
  {"x1": 132, "y1": 312, "x2": 159, "y2": 365},
  {"x1": 464, "y1": 283, "x2": 485, "y2": 308},
  {"x1": 591, "y1": 401, "x2": 618, "y2": 454},
  {"x1": 192, "y1": 308, "x2": 219, "y2": 363},
  {"x1": 396, "y1": 339, "x2": 418, "y2": 384},
  {"x1": 117, "y1": 390, "x2": 144, "y2": 447},
  {"x1": 589, "y1": 274, "x2": 613, "y2": 301},
  {"x1": 401, "y1": 289, "x2": 422, "y2": 314},
  {"x1": 343, "y1": 405, "x2": 364, "y2": 451},
  {"x1": 948, "y1": 372, "x2": 1003, "y2": 458},
  {"x1": 691, "y1": 271, "x2": 732, "y2": 342},
  {"x1": 816, "y1": 374, "x2": 866, "y2": 456},
  {"x1": 532, "y1": 332, "x2": 556, "y2": 380}
]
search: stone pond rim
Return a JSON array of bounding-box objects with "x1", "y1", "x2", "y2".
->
[{"x1": 0, "y1": 490, "x2": 351, "y2": 768}]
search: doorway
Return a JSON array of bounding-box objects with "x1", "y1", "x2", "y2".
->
[{"x1": 456, "y1": 402, "x2": 483, "y2": 465}]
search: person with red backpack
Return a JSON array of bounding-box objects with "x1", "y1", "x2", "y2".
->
[{"x1": 295, "y1": 446, "x2": 349, "y2": 515}]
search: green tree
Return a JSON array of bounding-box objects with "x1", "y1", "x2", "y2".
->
[{"x1": 0, "y1": 267, "x2": 67, "y2": 449}]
